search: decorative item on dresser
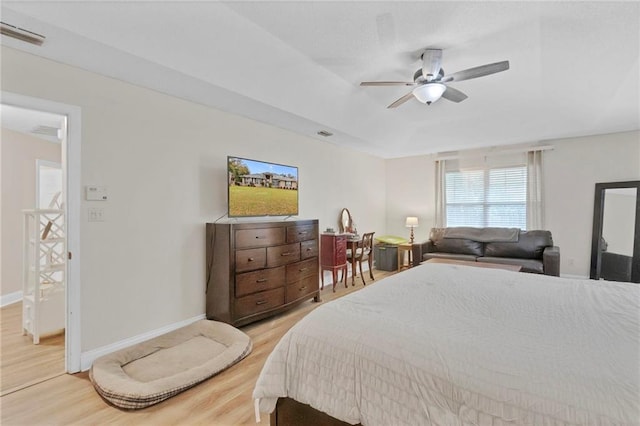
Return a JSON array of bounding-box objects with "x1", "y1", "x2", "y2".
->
[
  {"x1": 206, "y1": 219, "x2": 320, "y2": 327},
  {"x1": 320, "y1": 233, "x2": 348, "y2": 292}
]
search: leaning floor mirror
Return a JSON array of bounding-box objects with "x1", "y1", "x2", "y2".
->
[{"x1": 590, "y1": 180, "x2": 640, "y2": 283}]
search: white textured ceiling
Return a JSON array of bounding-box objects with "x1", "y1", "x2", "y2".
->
[{"x1": 2, "y1": 1, "x2": 639, "y2": 158}]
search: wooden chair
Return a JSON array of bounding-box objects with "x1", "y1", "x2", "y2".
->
[{"x1": 347, "y1": 232, "x2": 375, "y2": 285}]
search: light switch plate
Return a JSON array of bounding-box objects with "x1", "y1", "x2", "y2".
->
[{"x1": 88, "y1": 208, "x2": 105, "y2": 222}]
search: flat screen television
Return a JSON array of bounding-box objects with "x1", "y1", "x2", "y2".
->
[{"x1": 227, "y1": 156, "x2": 299, "y2": 217}]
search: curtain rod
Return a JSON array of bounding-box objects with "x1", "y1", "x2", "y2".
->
[{"x1": 436, "y1": 144, "x2": 554, "y2": 160}]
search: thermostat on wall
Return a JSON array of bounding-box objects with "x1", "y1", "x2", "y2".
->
[{"x1": 86, "y1": 185, "x2": 108, "y2": 201}]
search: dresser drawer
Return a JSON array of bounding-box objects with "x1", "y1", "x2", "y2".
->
[
  {"x1": 235, "y1": 227, "x2": 286, "y2": 249},
  {"x1": 285, "y1": 275, "x2": 318, "y2": 303},
  {"x1": 235, "y1": 248, "x2": 266, "y2": 272},
  {"x1": 335, "y1": 236, "x2": 347, "y2": 263},
  {"x1": 286, "y1": 224, "x2": 318, "y2": 243},
  {"x1": 267, "y1": 243, "x2": 301, "y2": 267},
  {"x1": 286, "y1": 257, "x2": 318, "y2": 284},
  {"x1": 235, "y1": 266, "x2": 285, "y2": 298},
  {"x1": 301, "y1": 239, "x2": 319, "y2": 259},
  {"x1": 234, "y1": 287, "x2": 285, "y2": 318}
]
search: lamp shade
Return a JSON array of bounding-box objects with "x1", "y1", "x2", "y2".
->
[
  {"x1": 412, "y1": 83, "x2": 446, "y2": 104},
  {"x1": 405, "y1": 216, "x2": 419, "y2": 227}
]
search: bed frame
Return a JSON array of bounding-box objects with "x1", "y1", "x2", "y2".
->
[{"x1": 270, "y1": 397, "x2": 362, "y2": 426}]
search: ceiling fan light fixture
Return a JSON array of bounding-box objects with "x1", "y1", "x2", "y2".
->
[{"x1": 412, "y1": 83, "x2": 446, "y2": 105}]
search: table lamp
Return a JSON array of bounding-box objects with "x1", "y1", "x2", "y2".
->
[{"x1": 405, "y1": 216, "x2": 419, "y2": 244}]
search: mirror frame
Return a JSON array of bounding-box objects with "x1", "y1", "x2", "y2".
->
[
  {"x1": 589, "y1": 180, "x2": 640, "y2": 283},
  {"x1": 339, "y1": 208, "x2": 353, "y2": 234}
]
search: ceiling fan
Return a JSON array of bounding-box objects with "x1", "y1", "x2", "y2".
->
[{"x1": 360, "y1": 49, "x2": 509, "y2": 108}]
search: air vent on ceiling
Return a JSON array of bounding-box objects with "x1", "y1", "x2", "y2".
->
[
  {"x1": 1, "y1": 21, "x2": 45, "y2": 46},
  {"x1": 317, "y1": 130, "x2": 333, "y2": 137},
  {"x1": 32, "y1": 125, "x2": 60, "y2": 139}
]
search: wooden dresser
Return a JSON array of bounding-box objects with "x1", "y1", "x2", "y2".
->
[
  {"x1": 206, "y1": 219, "x2": 320, "y2": 327},
  {"x1": 320, "y1": 233, "x2": 347, "y2": 291}
]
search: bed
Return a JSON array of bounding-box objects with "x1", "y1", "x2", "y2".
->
[{"x1": 253, "y1": 262, "x2": 640, "y2": 425}]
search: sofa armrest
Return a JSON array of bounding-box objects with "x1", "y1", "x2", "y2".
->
[
  {"x1": 412, "y1": 240, "x2": 434, "y2": 265},
  {"x1": 543, "y1": 246, "x2": 560, "y2": 276}
]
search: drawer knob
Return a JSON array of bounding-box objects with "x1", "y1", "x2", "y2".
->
[
  {"x1": 299, "y1": 267, "x2": 308, "y2": 272},
  {"x1": 255, "y1": 236, "x2": 265, "y2": 239},
  {"x1": 248, "y1": 257, "x2": 255, "y2": 262},
  {"x1": 256, "y1": 300, "x2": 267, "y2": 305},
  {"x1": 256, "y1": 278, "x2": 267, "y2": 283},
  {"x1": 281, "y1": 252, "x2": 294, "y2": 256},
  {"x1": 299, "y1": 286, "x2": 307, "y2": 291}
]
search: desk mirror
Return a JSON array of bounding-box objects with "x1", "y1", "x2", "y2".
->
[
  {"x1": 590, "y1": 180, "x2": 640, "y2": 283},
  {"x1": 339, "y1": 208, "x2": 354, "y2": 233}
]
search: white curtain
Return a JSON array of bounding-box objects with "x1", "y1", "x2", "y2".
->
[
  {"x1": 526, "y1": 150, "x2": 545, "y2": 230},
  {"x1": 434, "y1": 159, "x2": 446, "y2": 228}
]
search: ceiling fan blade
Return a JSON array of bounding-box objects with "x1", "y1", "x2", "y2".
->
[
  {"x1": 441, "y1": 60, "x2": 509, "y2": 83},
  {"x1": 387, "y1": 92, "x2": 415, "y2": 108},
  {"x1": 360, "y1": 81, "x2": 416, "y2": 86},
  {"x1": 441, "y1": 86, "x2": 468, "y2": 103},
  {"x1": 421, "y1": 49, "x2": 442, "y2": 81}
]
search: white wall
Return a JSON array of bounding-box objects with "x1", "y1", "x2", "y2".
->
[
  {"x1": 1, "y1": 128, "x2": 61, "y2": 296},
  {"x1": 545, "y1": 131, "x2": 639, "y2": 276},
  {"x1": 1, "y1": 46, "x2": 386, "y2": 351},
  {"x1": 386, "y1": 131, "x2": 640, "y2": 277},
  {"x1": 385, "y1": 154, "x2": 437, "y2": 241}
]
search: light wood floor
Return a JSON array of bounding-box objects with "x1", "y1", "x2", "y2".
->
[
  {"x1": 0, "y1": 301, "x2": 65, "y2": 396},
  {"x1": 0, "y1": 268, "x2": 396, "y2": 425}
]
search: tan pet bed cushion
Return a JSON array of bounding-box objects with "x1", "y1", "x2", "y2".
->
[{"x1": 90, "y1": 319, "x2": 252, "y2": 409}]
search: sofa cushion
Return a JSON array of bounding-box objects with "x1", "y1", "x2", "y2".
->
[
  {"x1": 478, "y1": 257, "x2": 544, "y2": 274},
  {"x1": 484, "y1": 230, "x2": 553, "y2": 260},
  {"x1": 430, "y1": 228, "x2": 484, "y2": 256}
]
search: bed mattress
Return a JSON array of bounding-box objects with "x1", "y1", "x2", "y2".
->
[{"x1": 253, "y1": 263, "x2": 640, "y2": 425}]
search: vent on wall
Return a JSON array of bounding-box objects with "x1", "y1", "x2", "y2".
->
[
  {"x1": 1, "y1": 21, "x2": 45, "y2": 46},
  {"x1": 32, "y1": 125, "x2": 61, "y2": 139}
]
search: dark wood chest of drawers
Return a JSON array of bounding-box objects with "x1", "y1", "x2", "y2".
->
[{"x1": 206, "y1": 220, "x2": 320, "y2": 327}]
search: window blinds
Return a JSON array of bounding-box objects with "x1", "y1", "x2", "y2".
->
[{"x1": 445, "y1": 166, "x2": 527, "y2": 229}]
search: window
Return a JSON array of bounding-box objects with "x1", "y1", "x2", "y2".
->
[
  {"x1": 445, "y1": 165, "x2": 527, "y2": 229},
  {"x1": 36, "y1": 160, "x2": 63, "y2": 208}
]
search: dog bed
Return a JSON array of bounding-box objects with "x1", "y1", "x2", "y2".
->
[{"x1": 89, "y1": 319, "x2": 252, "y2": 409}]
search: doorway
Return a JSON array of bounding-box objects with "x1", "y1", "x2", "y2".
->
[{"x1": 0, "y1": 92, "x2": 81, "y2": 393}]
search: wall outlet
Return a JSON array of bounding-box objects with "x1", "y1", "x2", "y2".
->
[{"x1": 88, "y1": 207, "x2": 105, "y2": 222}]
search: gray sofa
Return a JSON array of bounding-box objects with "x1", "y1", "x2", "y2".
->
[{"x1": 414, "y1": 227, "x2": 560, "y2": 276}]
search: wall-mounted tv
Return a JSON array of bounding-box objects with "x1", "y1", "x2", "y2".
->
[{"x1": 227, "y1": 156, "x2": 299, "y2": 217}]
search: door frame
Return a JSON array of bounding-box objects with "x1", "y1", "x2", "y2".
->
[{"x1": 2, "y1": 91, "x2": 82, "y2": 373}]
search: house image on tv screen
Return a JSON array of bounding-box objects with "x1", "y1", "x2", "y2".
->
[
  {"x1": 235, "y1": 172, "x2": 297, "y2": 189},
  {"x1": 227, "y1": 157, "x2": 299, "y2": 217}
]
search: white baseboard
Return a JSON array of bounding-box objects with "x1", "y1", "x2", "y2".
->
[
  {"x1": 1, "y1": 291, "x2": 22, "y2": 307},
  {"x1": 80, "y1": 314, "x2": 206, "y2": 371}
]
